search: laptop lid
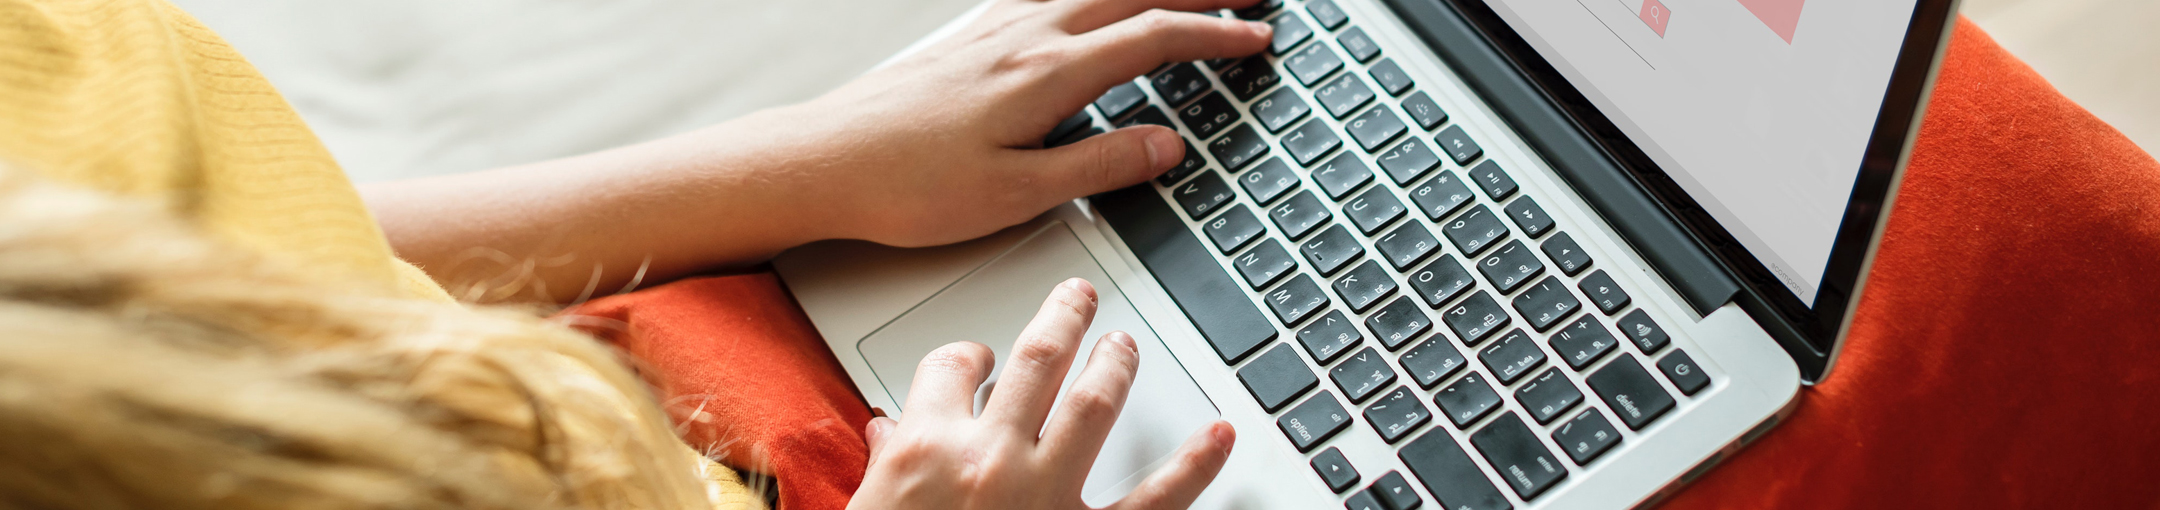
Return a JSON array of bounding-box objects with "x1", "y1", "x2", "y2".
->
[{"x1": 1384, "y1": 0, "x2": 1960, "y2": 381}]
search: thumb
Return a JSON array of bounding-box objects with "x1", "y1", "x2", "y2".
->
[
  {"x1": 1025, "y1": 125, "x2": 1186, "y2": 202},
  {"x1": 863, "y1": 416, "x2": 898, "y2": 466}
]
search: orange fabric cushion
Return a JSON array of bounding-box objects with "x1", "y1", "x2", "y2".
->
[{"x1": 568, "y1": 17, "x2": 2160, "y2": 510}]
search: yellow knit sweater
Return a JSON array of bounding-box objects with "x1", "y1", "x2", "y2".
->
[{"x1": 0, "y1": 0, "x2": 760, "y2": 506}]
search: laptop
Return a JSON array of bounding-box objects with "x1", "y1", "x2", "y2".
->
[{"x1": 775, "y1": 0, "x2": 1960, "y2": 508}]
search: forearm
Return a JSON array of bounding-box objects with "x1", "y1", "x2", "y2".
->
[{"x1": 362, "y1": 107, "x2": 831, "y2": 303}]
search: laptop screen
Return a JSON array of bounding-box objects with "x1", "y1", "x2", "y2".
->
[{"x1": 1475, "y1": 0, "x2": 1919, "y2": 305}]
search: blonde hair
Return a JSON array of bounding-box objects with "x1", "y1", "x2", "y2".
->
[{"x1": 0, "y1": 165, "x2": 761, "y2": 510}]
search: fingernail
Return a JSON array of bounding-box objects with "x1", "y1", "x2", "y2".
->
[
  {"x1": 1144, "y1": 129, "x2": 1180, "y2": 170},
  {"x1": 1109, "y1": 331, "x2": 1137, "y2": 351},
  {"x1": 1247, "y1": 21, "x2": 1273, "y2": 38},
  {"x1": 1212, "y1": 422, "x2": 1237, "y2": 456}
]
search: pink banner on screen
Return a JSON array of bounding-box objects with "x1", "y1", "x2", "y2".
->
[
  {"x1": 1736, "y1": 0, "x2": 1804, "y2": 43},
  {"x1": 1638, "y1": 0, "x2": 1671, "y2": 37}
]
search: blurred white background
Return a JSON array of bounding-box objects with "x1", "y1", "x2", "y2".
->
[{"x1": 175, "y1": 0, "x2": 2155, "y2": 183}]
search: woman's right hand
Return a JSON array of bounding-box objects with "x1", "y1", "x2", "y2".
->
[{"x1": 847, "y1": 278, "x2": 1237, "y2": 510}]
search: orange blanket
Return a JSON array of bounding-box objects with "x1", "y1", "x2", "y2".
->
[{"x1": 568, "y1": 17, "x2": 2160, "y2": 510}]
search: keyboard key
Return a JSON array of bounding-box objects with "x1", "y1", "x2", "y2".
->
[
  {"x1": 1400, "y1": 428, "x2": 1511, "y2": 510},
  {"x1": 1370, "y1": 471, "x2": 1422, "y2": 510},
  {"x1": 1095, "y1": 81, "x2": 1147, "y2": 120},
  {"x1": 1237, "y1": 157, "x2": 1301, "y2": 205},
  {"x1": 1441, "y1": 205, "x2": 1508, "y2": 257},
  {"x1": 1173, "y1": 171, "x2": 1236, "y2": 220},
  {"x1": 1408, "y1": 170, "x2": 1473, "y2": 221},
  {"x1": 1178, "y1": 92, "x2": 1241, "y2": 140},
  {"x1": 1540, "y1": 232, "x2": 1592, "y2": 275},
  {"x1": 1578, "y1": 270, "x2": 1631, "y2": 315},
  {"x1": 1094, "y1": 186, "x2": 1279, "y2": 363},
  {"x1": 1299, "y1": 224, "x2": 1364, "y2": 275},
  {"x1": 1121, "y1": 104, "x2": 1175, "y2": 129},
  {"x1": 1286, "y1": 42, "x2": 1346, "y2": 86},
  {"x1": 1503, "y1": 197, "x2": 1554, "y2": 238},
  {"x1": 1149, "y1": 63, "x2": 1211, "y2": 107},
  {"x1": 1252, "y1": 87, "x2": 1313, "y2": 133},
  {"x1": 1510, "y1": 276, "x2": 1581, "y2": 331},
  {"x1": 1615, "y1": 309, "x2": 1670, "y2": 354},
  {"x1": 1235, "y1": 240, "x2": 1299, "y2": 290},
  {"x1": 1658, "y1": 349, "x2": 1711, "y2": 396},
  {"x1": 1363, "y1": 386, "x2": 1432, "y2": 444},
  {"x1": 1298, "y1": 310, "x2": 1364, "y2": 365},
  {"x1": 1465, "y1": 160, "x2": 1518, "y2": 201},
  {"x1": 1307, "y1": 0, "x2": 1350, "y2": 29},
  {"x1": 1203, "y1": 205, "x2": 1266, "y2": 254},
  {"x1": 1514, "y1": 368, "x2": 1584, "y2": 424},
  {"x1": 1312, "y1": 447, "x2": 1362, "y2": 493},
  {"x1": 1331, "y1": 260, "x2": 1397, "y2": 312},
  {"x1": 1235, "y1": 0, "x2": 1285, "y2": 19},
  {"x1": 1552, "y1": 408, "x2": 1622, "y2": 465},
  {"x1": 1433, "y1": 125, "x2": 1485, "y2": 165},
  {"x1": 1218, "y1": 56, "x2": 1283, "y2": 101},
  {"x1": 1442, "y1": 291, "x2": 1511, "y2": 345},
  {"x1": 1476, "y1": 329, "x2": 1546, "y2": 385},
  {"x1": 1347, "y1": 106, "x2": 1410, "y2": 153},
  {"x1": 1346, "y1": 491, "x2": 1386, "y2": 510},
  {"x1": 1365, "y1": 297, "x2": 1432, "y2": 350},
  {"x1": 1331, "y1": 347, "x2": 1398, "y2": 402},
  {"x1": 1315, "y1": 73, "x2": 1377, "y2": 118},
  {"x1": 1279, "y1": 391, "x2": 1353, "y2": 452},
  {"x1": 1407, "y1": 255, "x2": 1475, "y2": 308},
  {"x1": 1549, "y1": 315, "x2": 1619, "y2": 371},
  {"x1": 1468, "y1": 412, "x2": 1568, "y2": 500},
  {"x1": 1208, "y1": 124, "x2": 1271, "y2": 171},
  {"x1": 1047, "y1": 109, "x2": 1093, "y2": 144},
  {"x1": 1270, "y1": 190, "x2": 1333, "y2": 240},
  {"x1": 1401, "y1": 91, "x2": 1449, "y2": 129},
  {"x1": 1339, "y1": 26, "x2": 1382, "y2": 63},
  {"x1": 1476, "y1": 240, "x2": 1544, "y2": 294},
  {"x1": 1313, "y1": 152, "x2": 1376, "y2": 200},
  {"x1": 1585, "y1": 354, "x2": 1676, "y2": 430},
  {"x1": 1377, "y1": 137, "x2": 1442, "y2": 185},
  {"x1": 1375, "y1": 221, "x2": 1440, "y2": 270},
  {"x1": 1399, "y1": 336, "x2": 1467, "y2": 389},
  {"x1": 1369, "y1": 59, "x2": 1415, "y2": 96},
  {"x1": 1269, "y1": 13, "x2": 1315, "y2": 55},
  {"x1": 1345, "y1": 186, "x2": 1408, "y2": 235},
  {"x1": 1434, "y1": 371, "x2": 1502, "y2": 427},
  {"x1": 1282, "y1": 119, "x2": 1345, "y2": 167},
  {"x1": 1239, "y1": 344, "x2": 1319, "y2": 413},
  {"x1": 1266, "y1": 274, "x2": 1331, "y2": 326},
  {"x1": 1156, "y1": 138, "x2": 1208, "y2": 186}
]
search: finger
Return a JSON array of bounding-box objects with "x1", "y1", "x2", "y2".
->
[
  {"x1": 903, "y1": 341, "x2": 996, "y2": 419},
  {"x1": 1038, "y1": 331, "x2": 1141, "y2": 472},
  {"x1": 1057, "y1": 0, "x2": 1269, "y2": 34},
  {"x1": 1046, "y1": 10, "x2": 1271, "y2": 99},
  {"x1": 1014, "y1": 125, "x2": 1183, "y2": 203},
  {"x1": 863, "y1": 417, "x2": 899, "y2": 466},
  {"x1": 1108, "y1": 421, "x2": 1237, "y2": 510},
  {"x1": 982, "y1": 278, "x2": 1099, "y2": 435}
]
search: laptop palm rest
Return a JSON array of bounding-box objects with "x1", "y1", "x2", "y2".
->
[{"x1": 857, "y1": 220, "x2": 1220, "y2": 505}]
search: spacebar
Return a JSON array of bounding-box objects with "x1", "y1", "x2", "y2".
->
[{"x1": 1093, "y1": 185, "x2": 1279, "y2": 364}]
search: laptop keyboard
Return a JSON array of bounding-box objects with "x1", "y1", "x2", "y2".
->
[{"x1": 1083, "y1": 1, "x2": 1716, "y2": 508}]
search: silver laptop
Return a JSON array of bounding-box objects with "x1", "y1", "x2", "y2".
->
[{"x1": 776, "y1": 0, "x2": 1960, "y2": 508}]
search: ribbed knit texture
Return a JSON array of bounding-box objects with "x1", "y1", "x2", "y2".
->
[
  {"x1": 0, "y1": 1, "x2": 763, "y2": 506},
  {"x1": 0, "y1": 0, "x2": 447, "y2": 300}
]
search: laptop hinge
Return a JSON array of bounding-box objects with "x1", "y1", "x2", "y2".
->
[{"x1": 1379, "y1": 0, "x2": 1741, "y2": 316}]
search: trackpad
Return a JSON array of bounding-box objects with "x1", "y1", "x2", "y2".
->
[{"x1": 858, "y1": 221, "x2": 1220, "y2": 505}]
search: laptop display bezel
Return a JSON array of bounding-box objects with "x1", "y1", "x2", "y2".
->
[{"x1": 1423, "y1": 0, "x2": 1961, "y2": 381}]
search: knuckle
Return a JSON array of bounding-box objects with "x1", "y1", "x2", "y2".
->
[
  {"x1": 1063, "y1": 387, "x2": 1123, "y2": 423},
  {"x1": 1012, "y1": 333, "x2": 1069, "y2": 371},
  {"x1": 919, "y1": 342, "x2": 990, "y2": 375}
]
